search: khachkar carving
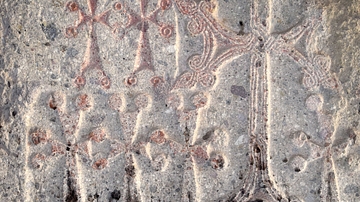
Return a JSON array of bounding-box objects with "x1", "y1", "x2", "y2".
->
[
  {"x1": 107, "y1": 93, "x2": 151, "y2": 201},
  {"x1": 65, "y1": 0, "x2": 174, "y2": 88},
  {"x1": 107, "y1": 87, "x2": 229, "y2": 201},
  {"x1": 289, "y1": 94, "x2": 339, "y2": 201},
  {"x1": 163, "y1": 88, "x2": 229, "y2": 201},
  {"x1": 65, "y1": 0, "x2": 112, "y2": 89},
  {"x1": 26, "y1": 93, "x2": 124, "y2": 201},
  {"x1": 172, "y1": 0, "x2": 341, "y2": 201},
  {"x1": 112, "y1": 0, "x2": 174, "y2": 84},
  {"x1": 41, "y1": 0, "x2": 341, "y2": 201},
  {"x1": 174, "y1": 0, "x2": 255, "y2": 89}
]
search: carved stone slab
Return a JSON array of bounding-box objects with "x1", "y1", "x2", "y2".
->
[{"x1": 0, "y1": 0, "x2": 359, "y2": 201}]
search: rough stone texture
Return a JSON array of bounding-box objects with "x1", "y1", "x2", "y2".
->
[{"x1": 0, "y1": 0, "x2": 359, "y2": 201}]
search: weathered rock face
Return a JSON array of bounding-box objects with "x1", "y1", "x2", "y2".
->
[{"x1": 0, "y1": 0, "x2": 359, "y2": 201}]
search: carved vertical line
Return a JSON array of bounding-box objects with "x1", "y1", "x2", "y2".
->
[
  {"x1": 267, "y1": 0, "x2": 273, "y2": 34},
  {"x1": 266, "y1": 41, "x2": 279, "y2": 198},
  {"x1": 24, "y1": 124, "x2": 32, "y2": 202},
  {"x1": 236, "y1": 53, "x2": 259, "y2": 200},
  {"x1": 174, "y1": 7, "x2": 181, "y2": 80}
]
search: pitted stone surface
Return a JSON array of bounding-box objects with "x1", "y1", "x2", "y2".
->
[{"x1": 0, "y1": 0, "x2": 359, "y2": 201}]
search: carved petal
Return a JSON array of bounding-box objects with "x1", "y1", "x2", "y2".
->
[
  {"x1": 302, "y1": 71, "x2": 318, "y2": 89},
  {"x1": 173, "y1": 71, "x2": 196, "y2": 89},
  {"x1": 198, "y1": 71, "x2": 215, "y2": 87}
]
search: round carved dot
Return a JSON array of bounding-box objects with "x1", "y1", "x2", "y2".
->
[
  {"x1": 160, "y1": 0, "x2": 171, "y2": 10},
  {"x1": 210, "y1": 154, "x2": 225, "y2": 169},
  {"x1": 92, "y1": 158, "x2": 108, "y2": 170},
  {"x1": 114, "y1": 2, "x2": 122, "y2": 10},
  {"x1": 31, "y1": 129, "x2": 48, "y2": 145},
  {"x1": 65, "y1": 27, "x2": 78, "y2": 38},
  {"x1": 67, "y1": 1, "x2": 79, "y2": 12},
  {"x1": 74, "y1": 75, "x2": 85, "y2": 87},
  {"x1": 160, "y1": 24, "x2": 173, "y2": 38},
  {"x1": 126, "y1": 75, "x2": 137, "y2": 86},
  {"x1": 100, "y1": 76, "x2": 111, "y2": 89},
  {"x1": 150, "y1": 76, "x2": 163, "y2": 86},
  {"x1": 150, "y1": 130, "x2": 166, "y2": 144},
  {"x1": 76, "y1": 94, "x2": 91, "y2": 111},
  {"x1": 89, "y1": 128, "x2": 106, "y2": 143}
]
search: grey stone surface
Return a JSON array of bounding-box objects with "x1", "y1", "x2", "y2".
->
[{"x1": 0, "y1": 0, "x2": 359, "y2": 201}]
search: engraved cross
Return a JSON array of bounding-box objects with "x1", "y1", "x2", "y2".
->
[
  {"x1": 65, "y1": 0, "x2": 112, "y2": 89},
  {"x1": 113, "y1": 0, "x2": 173, "y2": 82}
]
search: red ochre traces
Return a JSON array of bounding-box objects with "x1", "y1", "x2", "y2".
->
[
  {"x1": 76, "y1": 94, "x2": 91, "y2": 111},
  {"x1": 29, "y1": 93, "x2": 112, "y2": 171},
  {"x1": 89, "y1": 128, "x2": 106, "y2": 143},
  {"x1": 30, "y1": 128, "x2": 49, "y2": 145},
  {"x1": 150, "y1": 130, "x2": 167, "y2": 145},
  {"x1": 92, "y1": 158, "x2": 108, "y2": 170},
  {"x1": 65, "y1": 0, "x2": 112, "y2": 89},
  {"x1": 112, "y1": 0, "x2": 174, "y2": 86},
  {"x1": 29, "y1": 126, "x2": 114, "y2": 171}
]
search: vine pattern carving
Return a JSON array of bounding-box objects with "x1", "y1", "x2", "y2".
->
[{"x1": 27, "y1": 0, "x2": 342, "y2": 201}]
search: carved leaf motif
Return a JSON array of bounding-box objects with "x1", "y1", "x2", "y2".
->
[
  {"x1": 197, "y1": 71, "x2": 215, "y2": 87},
  {"x1": 314, "y1": 55, "x2": 331, "y2": 72},
  {"x1": 175, "y1": 0, "x2": 197, "y2": 15},
  {"x1": 302, "y1": 71, "x2": 318, "y2": 89},
  {"x1": 173, "y1": 71, "x2": 197, "y2": 89},
  {"x1": 187, "y1": 16, "x2": 205, "y2": 36},
  {"x1": 198, "y1": 0, "x2": 216, "y2": 13},
  {"x1": 159, "y1": 24, "x2": 174, "y2": 38},
  {"x1": 188, "y1": 54, "x2": 205, "y2": 71},
  {"x1": 322, "y1": 76, "x2": 338, "y2": 89}
]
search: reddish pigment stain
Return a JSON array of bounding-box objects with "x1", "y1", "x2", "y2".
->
[{"x1": 93, "y1": 158, "x2": 108, "y2": 170}]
